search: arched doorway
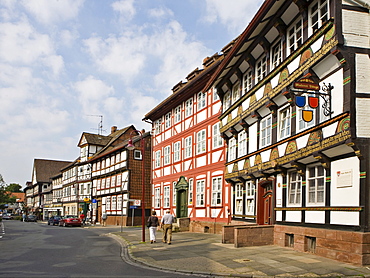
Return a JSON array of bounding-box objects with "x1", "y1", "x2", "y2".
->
[
  {"x1": 256, "y1": 178, "x2": 275, "y2": 225},
  {"x1": 175, "y1": 176, "x2": 188, "y2": 218}
]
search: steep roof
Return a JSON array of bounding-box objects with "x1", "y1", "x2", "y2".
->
[
  {"x1": 78, "y1": 132, "x2": 111, "y2": 147},
  {"x1": 32, "y1": 159, "x2": 72, "y2": 184},
  {"x1": 9, "y1": 192, "x2": 25, "y2": 203}
]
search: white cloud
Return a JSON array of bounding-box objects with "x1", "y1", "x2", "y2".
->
[
  {"x1": 111, "y1": 0, "x2": 136, "y2": 22},
  {"x1": 148, "y1": 7, "x2": 174, "y2": 19},
  {"x1": 203, "y1": 0, "x2": 264, "y2": 35},
  {"x1": 74, "y1": 76, "x2": 115, "y2": 117},
  {"x1": 21, "y1": 0, "x2": 85, "y2": 25}
]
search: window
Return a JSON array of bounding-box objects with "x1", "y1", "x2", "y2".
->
[
  {"x1": 154, "y1": 187, "x2": 160, "y2": 208},
  {"x1": 256, "y1": 56, "x2": 267, "y2": 82},
  {"x1": 228, "y1": 137, "x2": 237, "y2": 161},
  {"x1": 232, "y1": 83, "x2": 240, "y2": 104},
  {"x1": 238, "y1": 130, "x2": 247, "y2": 157},
  {"x1": 310, "y1": 0, "x2": 329, "y2": 34},
  {"x1": 188, "y1": 178, "x2": 193, "y2": 204},
  {"x1": 243, "y1": 69, "x2": 253, "y2": 94},
  {"x1": 271, "y1": 41, "x2": 282, "y2": 69},
  {"x1": 117, "y1": 195, "x2": 122, "y2": 211},
  {"x1": 213, "y1": 88, "x2": 219, "y2": 101},
  {"x1": 164, "y1": 146, "x2": 170, "y2": 165},
  {"x1": 164, "y1": 186, "x2": 170, "y2": 207},
  {"x1": 246, "y1": 182, "x2": 255, "y2": 215},
  {"x1": 260, "y1": 115, "x2": 272, "y2": 148},
  {"x1": 173, "y1": 182, "x2": 177, "y2": 206},
  {"x1": 288, "y1": 18, "x2": 303, "y2": 54},
  {"x1": 197, "y1": 92, "x2": 206, "y2": 110},
  {"x1": 185, "y1": 98, "x2": 193, "y2": 117},
  {"x1": 165, "y1": 112, "x2": 171, "y2": 129},
  {"x1": 212, "y1": 177, "x2": 222, "y2": 206},
  {"x1": 184, "y1": 136, "x2": 192, "y2": 158},
  {"x1": 223, "y1": 92, "x2": 231, "y2": 112},
  {"x1": 278, "y1": 106, "x2": 291, "y2": 140},
  {"x1": 196, "y1": 130, "x2": 206, "y2": 154},
  {"x1": 196, "y1": 180, "x2": 205, "y2": 206},
  {"x1": 173, "y1": 141, "x2": 180, "y2": 162},
  {"x1": 235, "y1": 183, "x2": 243, "y2": 214},
  {"x1": 155, "y1": 151, "x2": 161, "y2": 168},
  {"x1": 111, "y1": 196, "x2": 117, "y2": 210},
  {"x1": 288, "y1": 171, "x2": 302, "y2": 205},
  {"x1": 174, "y1": 105, "x2": 181, "y2": 123},
  {"x1": 307, "y1": 165, "x2": 325, "y2": 205},
  {"x1": 134, "y1": 150, "x2": 142, "y2": 160},
  {"x1": 213, "y1": 123, "x2": 223, "y2": 149},
  {"x1": 154, "y1": 119, "x2": 161, "y2": 135}
]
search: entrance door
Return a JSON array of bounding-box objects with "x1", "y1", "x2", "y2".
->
[
  {"x1": 177, "y1": 190, "x2": 188, "y2": 218},
  {"x1": 257, "y1": 180, "x2": 274, "y2": 225}
]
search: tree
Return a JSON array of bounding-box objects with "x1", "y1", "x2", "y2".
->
[
  {"x1": 0, "y1": 174, "x2": 16, "y2": 209},
  {"x1": 6, "y1": 183, "x2": 23, "y2": 193}
]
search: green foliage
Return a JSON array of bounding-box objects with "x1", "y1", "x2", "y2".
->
[
  {"x1": 6, "y1": 183, "x2": 23, "y2": 193},
  {"x1": 0, "y1": 174, "x2": 17, "y2": 208}
]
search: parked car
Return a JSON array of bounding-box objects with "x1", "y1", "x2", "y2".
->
[
  {"x1": 25, "y1": 215, "x2": 37, "y2": 222},
  {"x1": 59, "y1": 215, "x2": 82, "y2": 227},
  {"x1": 2, "y1": 213, "x2": 13, "y2": 220},
  {"x1": 47, "y1": 216, "x2": 62, "y2": 226}
]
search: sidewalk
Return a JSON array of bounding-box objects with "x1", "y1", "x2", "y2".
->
[{"x1": 113, "y1": 227, "x2": 370, "y2": 277}]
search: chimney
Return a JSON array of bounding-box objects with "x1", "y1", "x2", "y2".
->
[{"x1": 111, "y1": 126, "x2": 117, "y2": 134}]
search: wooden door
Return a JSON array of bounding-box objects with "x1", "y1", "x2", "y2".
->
[{"x1": 178, "y1": 190, "x2": 188, "y2": 218}]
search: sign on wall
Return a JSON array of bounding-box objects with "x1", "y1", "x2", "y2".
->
[{"x1": 336, "y1": 169, "x2": 353, "y2": 188}]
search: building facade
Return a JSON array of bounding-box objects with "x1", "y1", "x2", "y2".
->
[
  {"x1": 205, "y1": 0, "x2": 370, "y2": 265},
  {"x1": 143, "y1": 54, "x2": 230, "y2": 233}
]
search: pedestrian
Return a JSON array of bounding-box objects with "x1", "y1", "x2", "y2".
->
[
  {"x1": 161, "y1": 209, "x2": 175, "y2": 245},
  {"x1": 147, "y1": 211, "x2": 159, "y2": 244},
  {"x1": 102, "y1": 212, "x2": 107, "y2": 227},
  {"x1": 79, "y1": 213, "x2": 85, "y2": 224},
  {"x1": 22, "y1": 213, "x2": 26, "y2": 222}
]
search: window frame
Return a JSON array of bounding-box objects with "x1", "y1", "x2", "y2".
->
[
  {"x1": 287, "y1": 17, "x2": 303, "y2": 54},
  {"x1": 211, "y1": 177, "x2": 222, "y2": 206},
  {"x1": 256, "y1": 56, "x2": 267, "y2": 82},
  {"x1": 154, "y1": 187, "x2": 160, "y2": 208},
  {"x1": 154, "y1": 150, "x2": 161, "y2": 168},
  {"x1": 228, "y1": 137, "x2": 237, "y2": 162},
  {"x1": 196, "y1": 129, "x2": 206, "y2": 155},
  {"x1": 173, "y1": 141, "x2": 181, "y2": 162},
  {"x1": 188, "y1": 178, "x2": 193, "y2": 205},
  {"x1": 196, "y1": 179, "x2": 205, "y2": 207},
  {"x1": 197, "y1": 91, "x2": 206, "y2": 111},
  {"x1": 288, "y1": 171, "x2": 302, "y2": 206},
  {"x1": 243, "y1": 69, "x2": 253, "y2": 94},
  {"x1": 307, "y1": 164, "x2": 325, "y2": 206},
  {"x1": 223, "y1": 92, "x2": 231, "y2": 112},
  {"x1": 164, "y1": 146, "x2": 170, "y2": 165},
  {"x1": 235, "y1": 183, "x2": 243, "y2": 215},
  {"x1": 163, "y1": 186, "x2": 170, "y2": 208},
  {"x1": 245, "y1": 181, "x2": 255, "y2": 215},
  {"x1": 309, "y1": 0, "x2": 329, "y2": 35},
  {"x1": 185, "y1": 98, "x2": 193, "y2": 118},
  {"x1": 184, "y1": 136, "x2": 192, "y2": 159},
  {"x1": 174, "y1": 105, "x2": 181, "y2": 124},
  {"x1": 213, "y1": 122, "x2": 223, "y2": 149},
  {"x1": 260, "y1": 115, "x2": 272, "y2": 148},
  {"x1": 232, "y1": 83, "x2": 240, "y2": 104},
  {"x1": 278, "y1": 105, "x2": 291, "y2": 140},
  {"x1": 238, "y1": 130, "x2": 247, "y2": 158},
  {"x1": 165, "y1": 112, "x2": 171, "y2": 129},
  {"x1": 271, "y1": 40, "x2": 282, "y2": 69}
]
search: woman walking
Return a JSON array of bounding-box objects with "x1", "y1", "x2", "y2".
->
[{"x1": 147, "y1": 211, "x2": 159, "y2": 243}]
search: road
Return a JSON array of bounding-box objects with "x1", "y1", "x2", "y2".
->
[{"x1": 0, "y1": 220, "x2": 200, "y2": 277}]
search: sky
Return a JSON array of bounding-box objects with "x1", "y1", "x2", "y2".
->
[{"x1": 0, "y1": 0, "x2": 264, "y2": 186}]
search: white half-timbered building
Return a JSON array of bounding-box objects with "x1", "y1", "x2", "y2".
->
[{"x1": 205, "y1": 0, "x2": 370, "y2": 265}]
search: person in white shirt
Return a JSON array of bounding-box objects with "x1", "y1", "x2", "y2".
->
[{"x1": 161, "y1": 209, "x2": 175, "y2": 244}]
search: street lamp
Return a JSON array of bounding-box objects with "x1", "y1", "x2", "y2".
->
[{"x1": 126, "y1": 130, "x2": 146, "y2": 242}]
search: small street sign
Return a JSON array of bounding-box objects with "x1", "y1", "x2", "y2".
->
[
  {"x1": 133, "y1": 199, "x2": 141, "y2": 206},
  {"x1": 130, "y1": 206, "x2": 137, "y2": 209}
]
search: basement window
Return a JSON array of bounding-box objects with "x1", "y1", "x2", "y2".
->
[
  {"x1": 286, "y1": 233, "x2": 294, "y2": 248},
  {"x1": 306, "y1": 236, "x2": 316, "y2": 253}
]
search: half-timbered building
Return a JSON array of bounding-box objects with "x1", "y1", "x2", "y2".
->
[
  {"x1": 205, "y1": 0, "x2": 370, "y2": 265},
  {"x1": 143, "y1": 54, "x2": 229, "y2": 233}
]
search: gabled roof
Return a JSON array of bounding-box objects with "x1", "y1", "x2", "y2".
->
[
  {"x1": 32, "y1": 159, "x2": 72, "y2": 184},
  {"x1": 9, "y1": 192, "x2": 25, "y2": 203},
  {"x1": 78, "y1": 132, "x2": 111, "y2": 147}
]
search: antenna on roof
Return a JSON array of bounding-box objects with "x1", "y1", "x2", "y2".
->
[{"x1": 87, "y1": 115, "x2": 106, "y2": 135}]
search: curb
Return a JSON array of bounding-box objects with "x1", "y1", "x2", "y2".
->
[{"x1": 108, "y1": 233, "x2": 232, "y2": 277}]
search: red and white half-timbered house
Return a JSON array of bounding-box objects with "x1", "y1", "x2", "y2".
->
[{"x1": 143, "y1": 54, "x2": 230, "y2": 233}]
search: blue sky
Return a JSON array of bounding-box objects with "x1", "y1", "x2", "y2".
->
[{"x1": 0, "y1": 0, "x2": 264, "y2": 186}]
